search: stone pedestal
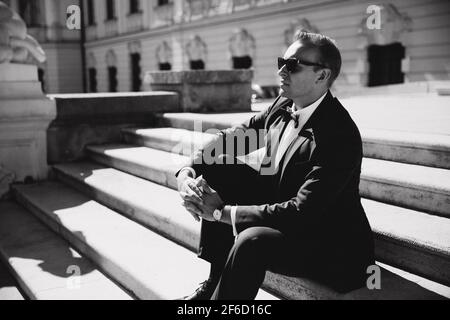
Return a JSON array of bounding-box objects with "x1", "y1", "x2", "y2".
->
[
  {"x1": 0, "y1": 63, "x2": 56, "y2": 197},
  {"x1": 145, "y1": 70, "x2": 253, "y2": 112}
]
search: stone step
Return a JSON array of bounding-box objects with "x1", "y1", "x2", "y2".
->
[
  {"x1": 86, "y1": 143, "x2": 450, "y2": 218},
  {"x1": 122, "y1": 127, "x2": 216, "y2": 156},
  {"x1": 361, "y1": 158, "x2": 450, "y2": 217},
  {"x1": 0, "y1": 255, "x2": 25, "y2": 300},
  {"x1": 11, "y1": 183, "x2": 276, "y2": 300},
  {"x1": 155, "y1": 113, "x2": 450, "y2": 169},
  {"x1": 52, "y1": 161, "x2": 450, "y2": 296},
  {"x1": 0, "y1": 201, "x2": 132, "y2": 300},
  {"x1": 361, "y1": 129, "x2": 450, "y2": 170}
]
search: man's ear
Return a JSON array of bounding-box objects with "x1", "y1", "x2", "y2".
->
[{"x1": 316, "y1": 69, "x2": 331, "y2": 84}]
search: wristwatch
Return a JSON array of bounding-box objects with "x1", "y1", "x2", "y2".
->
[{"x1": 213, "y1": 205, "x2": 224, "y2": 222}]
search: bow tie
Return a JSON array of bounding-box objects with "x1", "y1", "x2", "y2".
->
[{"x1": 282, "y1": 106, "x2": 300, "y2": 128}]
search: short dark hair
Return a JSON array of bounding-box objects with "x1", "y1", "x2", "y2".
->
[{"x1": 295, "y1": 31, "x2": 342, "y2": 87}]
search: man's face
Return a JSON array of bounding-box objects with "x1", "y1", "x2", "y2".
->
[{"x1": 278, "y1": 41, "x2": 322, "y2": 100}]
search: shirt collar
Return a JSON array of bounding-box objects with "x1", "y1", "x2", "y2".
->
[
  {"x1": 285, "y1": 91, "x2": 328, "y2": 130},
  {"x1": 292, "y1": 91, "x2": 328, "y2": 118}
]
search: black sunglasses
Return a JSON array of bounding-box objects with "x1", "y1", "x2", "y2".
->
[{"x1": 278, "y1": 57, "x2": 328, "y2": 73}]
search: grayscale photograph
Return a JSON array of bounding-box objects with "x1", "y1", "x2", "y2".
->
[{"x1": 0, "y1": 0, "x2": 449, "y2": 306}]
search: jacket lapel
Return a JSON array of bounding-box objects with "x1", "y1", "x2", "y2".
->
[
  {"x1": 260, "y1": 97, "x2": 294, "y2": 172},
  {"x1": 278, "y1": 91, "x2": 333, "y2": 181},
  {"x1": 259, "y1": 92, "x2": 333, "y2": 177},
  {"x1": 279, "y1": 129, "x2": 313, "y2": 182}
]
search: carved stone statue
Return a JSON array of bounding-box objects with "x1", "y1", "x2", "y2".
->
[
  {"x1": 0, "y1": 1, "x2": 46, "y2": 64},
  {"x1": 156, "y1": 41, "x2": 172, "y2": 65},
  {"x1": 186, "y1": 35, "x2": 207, "y2": 62},
  {"x1": 228, "y1": 28, "x2": 255, "y2": 58},
  {"x1": 284, "y1": 18, "x2": 320, "y2": 47},
  {"x1": 358, "y1": 3, "x2": 412, "y2": 47}
]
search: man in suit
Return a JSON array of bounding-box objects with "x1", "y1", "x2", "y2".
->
[{"x1": 176, "y1": 31, "x2": 375, "y2": 300}]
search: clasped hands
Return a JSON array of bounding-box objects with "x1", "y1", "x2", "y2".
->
[{"x1": 178, "y1": 175, "x2": 224, "y2": 222}]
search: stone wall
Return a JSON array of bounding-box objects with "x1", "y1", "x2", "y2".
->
[
  {"x1": 145, "y1": 70, "x2": 253, "y2": 112},
  {"x1": 47, "y1": 91, "x2": 180, "y2": 164},
  {"x1": 83, "y1": 0, "x2": 450, "y2": 93}
]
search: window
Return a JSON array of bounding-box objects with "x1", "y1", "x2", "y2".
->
[
  {"x1": 159, "y1": 62, "x2": 171, "y2": 71},
  {"x1": 232, "y1": 56, "x2": 253, "y2": 69},
  {"x1": 368, "y1": 42, "x2": 405, "y2": 87},
  {"x1": 157, "y1": 0, "x2": 170, "y2": 6},
  {"x1": 130, "y1": 53, "x2": 141, "y2": 91},
  {"x1": 88, "y1": 68, "x2": 97, "y2": 92},
  {"x1": 129, "y1": 0, "x2": 140, "y2": 14},
  {"x1": 18, "y1": 0, "x2": 40, "y2": 27},
  {"x1": 86, "y1": 0, "x2": 95, "y2": 25},
  {"x1": 108, "y1": 67, "x2": 118, "y2": 92},
  {"x1": 189, "y1": 60, "x2": 205, "y2": 70},
  {"x1": 38, "y1": 68, "x2": 45, "y2": 93},
  {"x1": 105, "y1": 0, "x2": 116, "y2": 20}
]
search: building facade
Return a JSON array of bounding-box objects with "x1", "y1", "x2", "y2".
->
[
  {"x1": 7, "y1": 0, "x2": 450, "y2": 94},
  {"x1": 5, "y1": 0, "x2": 84, "y2": 93}
]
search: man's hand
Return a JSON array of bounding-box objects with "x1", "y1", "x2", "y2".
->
[
  {"x1": 195, "y1": 177, "x2": 225, "y2": 222},
  {"x1": 177, "y1": 170, "x2": 224, "y2": 223},
  {"x1": 181, "y1": 200, "x2": 202, "y2": 222},
  {"x1": 177, "y1": 170, "x2": 204, "y2": 222}
]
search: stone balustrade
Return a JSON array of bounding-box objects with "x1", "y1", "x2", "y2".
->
[
  {"x1": 145, "y1": 70, "x2": 253, "y2": 113},
  {"x1": 46, "y1": 91, "x2": 180, "y2": 164}
]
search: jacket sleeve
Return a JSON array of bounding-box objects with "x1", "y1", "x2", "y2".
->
[
  {"x1": 234, "y1": 129, "x2": 363, "y2": 233},
  {"x1": 176, "y1": 96, "x2": 282, "y2": 177}
]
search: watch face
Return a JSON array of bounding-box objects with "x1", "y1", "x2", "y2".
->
[{"x1": 213, "y1": 209, "x2": 222, "y2": 221}]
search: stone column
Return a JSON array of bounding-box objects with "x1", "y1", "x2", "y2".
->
[{"x1": 0, "y1": 63, "x2": 56, "y2": 197}]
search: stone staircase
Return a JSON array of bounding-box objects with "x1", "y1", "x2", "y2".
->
[
  {"x1": 1, "y1": 105, "x2": 450, "y2": 299},
  {"x1": 0, "y1": 251, "x2": 25, "y2": 300}
]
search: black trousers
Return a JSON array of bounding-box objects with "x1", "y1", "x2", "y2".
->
[{"x1": 193, "y1": 156, "x2": 311, "y2": 300}]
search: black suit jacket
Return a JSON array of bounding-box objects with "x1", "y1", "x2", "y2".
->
[{"x1": 186, "y1": 91, "x2": 375, "y2": 291}]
